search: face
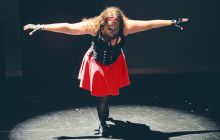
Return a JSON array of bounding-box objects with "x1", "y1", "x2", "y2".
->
[{"x1": 101, "y1": 16, "x2": 120, "y2": 40}]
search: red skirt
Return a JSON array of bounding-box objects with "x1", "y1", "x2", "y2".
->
[{"x1": 78, "y1": 48, "x2": 130, "y2": 97}]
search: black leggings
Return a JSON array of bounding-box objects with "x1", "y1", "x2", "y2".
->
[{"x1": 97, "y1": 96, "x2": 109, "y2": 124}]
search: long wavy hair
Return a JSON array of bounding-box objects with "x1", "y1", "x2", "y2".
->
[{"x1": 82, "y1": 6, "x2": 128, "y2": 36}]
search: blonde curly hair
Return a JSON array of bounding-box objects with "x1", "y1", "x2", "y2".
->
[{"x1": 82, "y1": 6, "x2": 128, "y2": 36}]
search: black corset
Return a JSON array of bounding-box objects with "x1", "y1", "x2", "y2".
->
[
  {"x1": 90, "y1": 41, "x2": 123, "y2": 65},
  {"x1": 89, "y1": 33, "x2": 125, "y2": 65}
]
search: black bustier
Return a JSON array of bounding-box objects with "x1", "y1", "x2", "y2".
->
[{"x1": 90, "y1": 33, "x2": 125, "y2": 65}]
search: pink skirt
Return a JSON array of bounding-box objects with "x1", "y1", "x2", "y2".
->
[{"x1": 78, "y1": 48, "x2": 130, "y2": 96}]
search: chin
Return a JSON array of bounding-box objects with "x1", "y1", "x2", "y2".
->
[
  {"x1": 111, "y1": 34, "x2": 119, "y2": 39},
  {"x1": 105, "y1": 33, "x2": 119, "y2": 40}
]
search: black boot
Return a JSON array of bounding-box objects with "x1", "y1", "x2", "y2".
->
[{"x1": 98, "y1": 122, "x2": 109, "y2": 137}]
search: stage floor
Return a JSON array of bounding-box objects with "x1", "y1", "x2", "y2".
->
[
  {"x1": 1, "y1": 105, "x2": 219, "y2": 140},
  {"x1": 1, "y1": 73, "x2": 220, "y2": 140}
]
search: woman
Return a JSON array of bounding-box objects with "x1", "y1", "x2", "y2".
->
[{"x1": 24, "y1": 6, "x2": 188, "y2": 136}]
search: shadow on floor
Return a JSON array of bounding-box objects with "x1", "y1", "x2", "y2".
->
[{"x1": 55, "y1": 118, "x2": 220, "y2": 140}]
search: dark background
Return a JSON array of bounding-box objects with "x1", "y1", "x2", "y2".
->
[
  {"x1": 105, "y1": 0, "x2": 220, "y2": 69},
  {"x1": 0, "y1": 0, "x2": 220, "y2": 136},
  {"x1": 1, "y1": 0, "x2": 220, "y2": 77}
]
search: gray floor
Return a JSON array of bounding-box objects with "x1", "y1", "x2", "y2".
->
[{"x1": 6, "y1": 105, "x2": 220, "y2": 140}]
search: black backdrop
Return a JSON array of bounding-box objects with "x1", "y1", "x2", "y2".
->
[
  {"x1": 0, "y1": 29, "x2": 5, "y2": 80},
  {"x1": 1, "y1": 0, "x2": 219, "y2": 98},
  {"x1": 104, "y1": 0, "x2": 220, "y2": 70},
  {"x1": 20, "y1": 0, "x2": 220, "y2": 75},
  {"x1": 20, "y1": 0, "x2": 103, "y2": 98}
]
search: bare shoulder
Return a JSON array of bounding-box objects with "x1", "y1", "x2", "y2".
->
[
  {"x1": 70, "y1": 21, "x2": 96, "y2": 36},
  {"x1": 123, "y1": 19, "x2": 140, "y2": 36},
  {"x1": 123, "y1": 19, "x2": 131, "y2": 36},
  {"x1": 82, "y1": 20, "x2": 97, "y2": 36}
]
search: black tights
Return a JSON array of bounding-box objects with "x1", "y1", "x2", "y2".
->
[{"x1": 97, "y1": 96, "x2": 109, "y2": 125}]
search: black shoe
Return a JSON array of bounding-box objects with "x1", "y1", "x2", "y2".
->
[{"x1": 98, "y1": 123, "x2": 109, "y2": 137}]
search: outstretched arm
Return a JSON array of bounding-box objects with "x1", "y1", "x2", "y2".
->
[
  {"x1": 124, "y1": 18, "x2": 189, "y2": 36},
  {"x1": 23, "y1": 21, "x2": 94, "y2": 36}
]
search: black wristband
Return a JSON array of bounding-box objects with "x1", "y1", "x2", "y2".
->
[{"x1": 171, "y1": 18, "x2": 184, "y2": 30}]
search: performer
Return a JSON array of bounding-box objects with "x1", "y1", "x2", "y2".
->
[{"x1": 24, "y1": 6, "x2": 189, "y2": 136}]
